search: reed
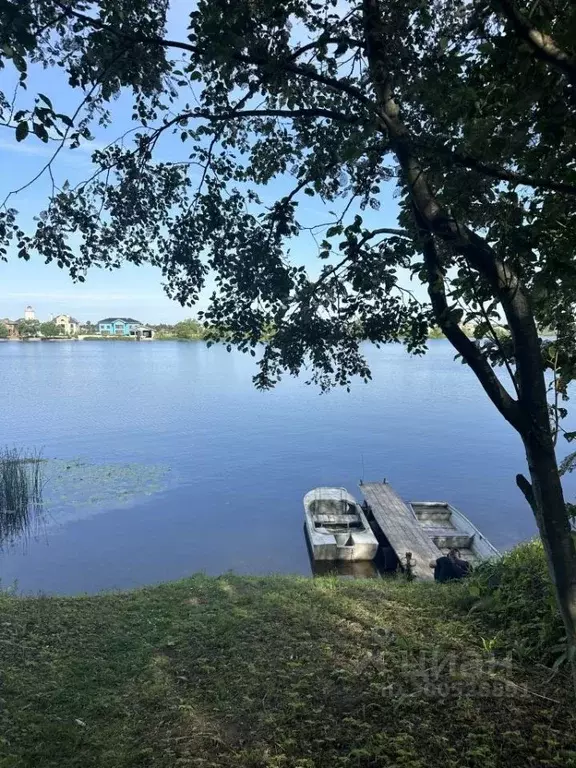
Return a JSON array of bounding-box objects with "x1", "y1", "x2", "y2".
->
[{"x1": 0, "y1": 447, "x2": 44, "y2": 549}]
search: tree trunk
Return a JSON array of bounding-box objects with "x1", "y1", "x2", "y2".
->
[
  {"x1": 361, "y1": 0, "x2": 576, "y2": 689},
  {"x1": 523, "y1": 427, "x2": 576, "y2": 673}
]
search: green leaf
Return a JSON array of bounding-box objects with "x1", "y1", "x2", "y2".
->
[
  {"x1": 15, "y1": 122, "x2": 29, "y2": 142},
  {"x1": 57, "y1": 113, "x2": 74, "y2": 128},
  {"x1": 33, "y1": 122, "x2": 49, "y2": 142},
  {"x1": 38, "y1": 93, "x2": 53, "y2": 110},
  {"x1": 13, "y1": 54, "x2": 26, "y2": 73}
]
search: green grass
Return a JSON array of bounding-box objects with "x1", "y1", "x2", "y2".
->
[{"x1": 1, "y1": 575, "x2": 575, "y2": 768}]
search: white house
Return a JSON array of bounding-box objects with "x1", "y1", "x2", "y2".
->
[{"x1": 53, "y1": 314, "x2": 79, "y2": 336}]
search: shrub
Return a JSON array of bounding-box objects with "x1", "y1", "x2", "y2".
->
[{"x1": 461, "y1": 540, "x2": 564, "y2": 666}]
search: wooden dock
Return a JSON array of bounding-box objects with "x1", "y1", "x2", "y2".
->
[{"x1": 359, "y1": 481, "x2": 439, "y2": 581}]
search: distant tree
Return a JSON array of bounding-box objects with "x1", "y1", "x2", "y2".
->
[
  {"x1": 39, "y1": 321, "x2": 62, "y2": 337},
  {"x1": 174, "y1": 319, "x2": 205, "y2": 340},
  {"x1": 151, "y1": 323, "x2": 176, "y2": 339},
  {"x1": 16, "y1": 319, "x2": 40, "y2": 339},
  {"x1": 0, "y1": 324, "x2": 9, "y2": 339}
]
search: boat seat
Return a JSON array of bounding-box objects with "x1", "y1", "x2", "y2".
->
[
  {"x1": 426, "y1": 526, "x2": 459, "y2": 536},
  {"x1": 430, "y1": 529, "x2": 474, "y2": 549},
  {"x1": 414, "y1": 511, "x2": 452, "y2": 522},
  {"x1": 313, "y1": 514, "x2": 359, "y2": 524}
]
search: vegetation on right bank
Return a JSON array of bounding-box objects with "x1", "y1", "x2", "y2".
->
[
  {"x1": 454, "y1": 540, "x2": 567, "y2": 668},
  {"x1": 154, "y1": 319, "x2": 208, "y2": 340}
]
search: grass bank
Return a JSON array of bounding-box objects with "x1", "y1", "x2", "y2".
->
[{"x1": 1, "y1": 572, "x2": 575, "y2": 768}]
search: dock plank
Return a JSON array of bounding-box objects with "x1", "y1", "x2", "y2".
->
[{"x1": 359, "y1": 482, "x2": 439, "y2": 581}]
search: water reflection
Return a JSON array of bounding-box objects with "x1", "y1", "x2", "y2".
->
[{"x1": 0, "y1": 449, "x2": 45, "y2": 551}]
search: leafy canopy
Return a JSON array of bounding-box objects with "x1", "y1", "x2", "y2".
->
[
  {"x1": 16, "y1": 319, "x2": 40, "y2": 338},
  {"x1": 39, "y1": 321, "x2": 63, "y2": 337},
  {"x1": 1, "y1": 0, "x2": 575, "y2": 399},
  {"x1": 173, "y1": 319, "x2": 207, "y2": 340}
]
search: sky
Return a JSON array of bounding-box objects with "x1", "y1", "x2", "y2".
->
[{"x1": 0, "y1": 0, "x2": 415, "y2": 325}]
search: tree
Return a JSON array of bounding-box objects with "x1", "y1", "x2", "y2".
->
[
  {"x1": 0, "y1": 323, "x2": 9, "y2": 339},
  {"x1": 39, "y1": 321, "x2": 62, "y2": 338},
  {"x1": 174, "y1": 319, "x2": 206, "y2": 340},
  {"x1": 2, "y1": 0, "x2": 576, "y2": 677},
  {"x1": 16, "y1": 319, "x2": 40, "y2": 339}
]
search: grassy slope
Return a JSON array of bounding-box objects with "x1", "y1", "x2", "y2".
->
[{"x1": 1, "y1": 575, "x2": 575, "y2": 768}]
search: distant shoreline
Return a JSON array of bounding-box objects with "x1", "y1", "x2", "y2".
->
[
  {"x1": 0, "y1": 336, "x2": 206, "y2": 342},
  {"x1": 0, "y1": 335, "x2": 489, "y2": 344},
  {"x1": 3, "y1": 335, "x2": 553, "y2": 344}
]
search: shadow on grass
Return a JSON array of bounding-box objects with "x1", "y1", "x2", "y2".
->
[{"x1": 1, "y1": 575, "x2": 575, "y2": 768}]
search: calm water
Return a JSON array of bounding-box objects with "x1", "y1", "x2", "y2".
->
[{"x1": 1, "y1": 340, "x2": 572, "y2": 594}]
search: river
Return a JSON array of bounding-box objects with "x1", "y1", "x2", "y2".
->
[{"x1": 1, "y1": 339, "x2": 572, "y2": 594}]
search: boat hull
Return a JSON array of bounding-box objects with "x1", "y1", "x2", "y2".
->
[
  {"x1": 409, "y1": 501, "x2": 500, "y2": 564},
  {"x1": 304, "y1": 487, "x2": 378, "y2": 562},
  {"x1": 305, "y1": 530, "x2": 379, "y2": 561}
]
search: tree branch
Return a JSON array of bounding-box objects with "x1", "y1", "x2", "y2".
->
[
  {"x1": 287, "y1": 36, "x2": 362, "y2": 61},
  {"x1": 61, "y1": 0, "x2": 576, "y2": 203},
  {"x1": 57, "y1": 3, "x2": 378, "y2": 114},
  {"x1": 516, "y1": 472, "x2": 538, "y2": 515},
  {"x1": 297, "y1": 226, "x2": 409, "y2": 311},
  {"x1": 494, "y1": 0, "x2": 576, "y2": 82},
  {"x1": 160, "y1": 107, "x2": 360, "y2": 131},
  {"x1": 360, "y1": 227, "x2": 410, "y2": 241},
  {"x1": 437, "y1": 144, "x2": 576, "y2": 198},
  {"x1": 419, "y1": 223, "x2": 522, "y2": 428},
  {"x1": 2, "y1": 49, "x2": 127, "y2": 207},
  {"x1": 363, "y1": 0, "x2": 549, "y2": 434},
  {"x1": 460, "y1": 256, "x2": 520, "y2": 398}
]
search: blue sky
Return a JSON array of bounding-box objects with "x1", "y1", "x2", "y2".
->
[{"x1": 0, "y1": 1, "x2": 415, "y2": 324}]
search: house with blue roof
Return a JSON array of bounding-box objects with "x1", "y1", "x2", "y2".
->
[{"x1": 97, "y1": 317, "x2": 143, "y2": 336}]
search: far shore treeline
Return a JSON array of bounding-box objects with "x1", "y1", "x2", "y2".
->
[
  {"x1": 2, "y1": 319, "x2": 555, "y2": 343},
  {"x1": 0, "y1": 318, "x2": 468, "y2": 342},
  {"x1": 0, "y1": 318, "x2": 210, "y2": 341}
]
